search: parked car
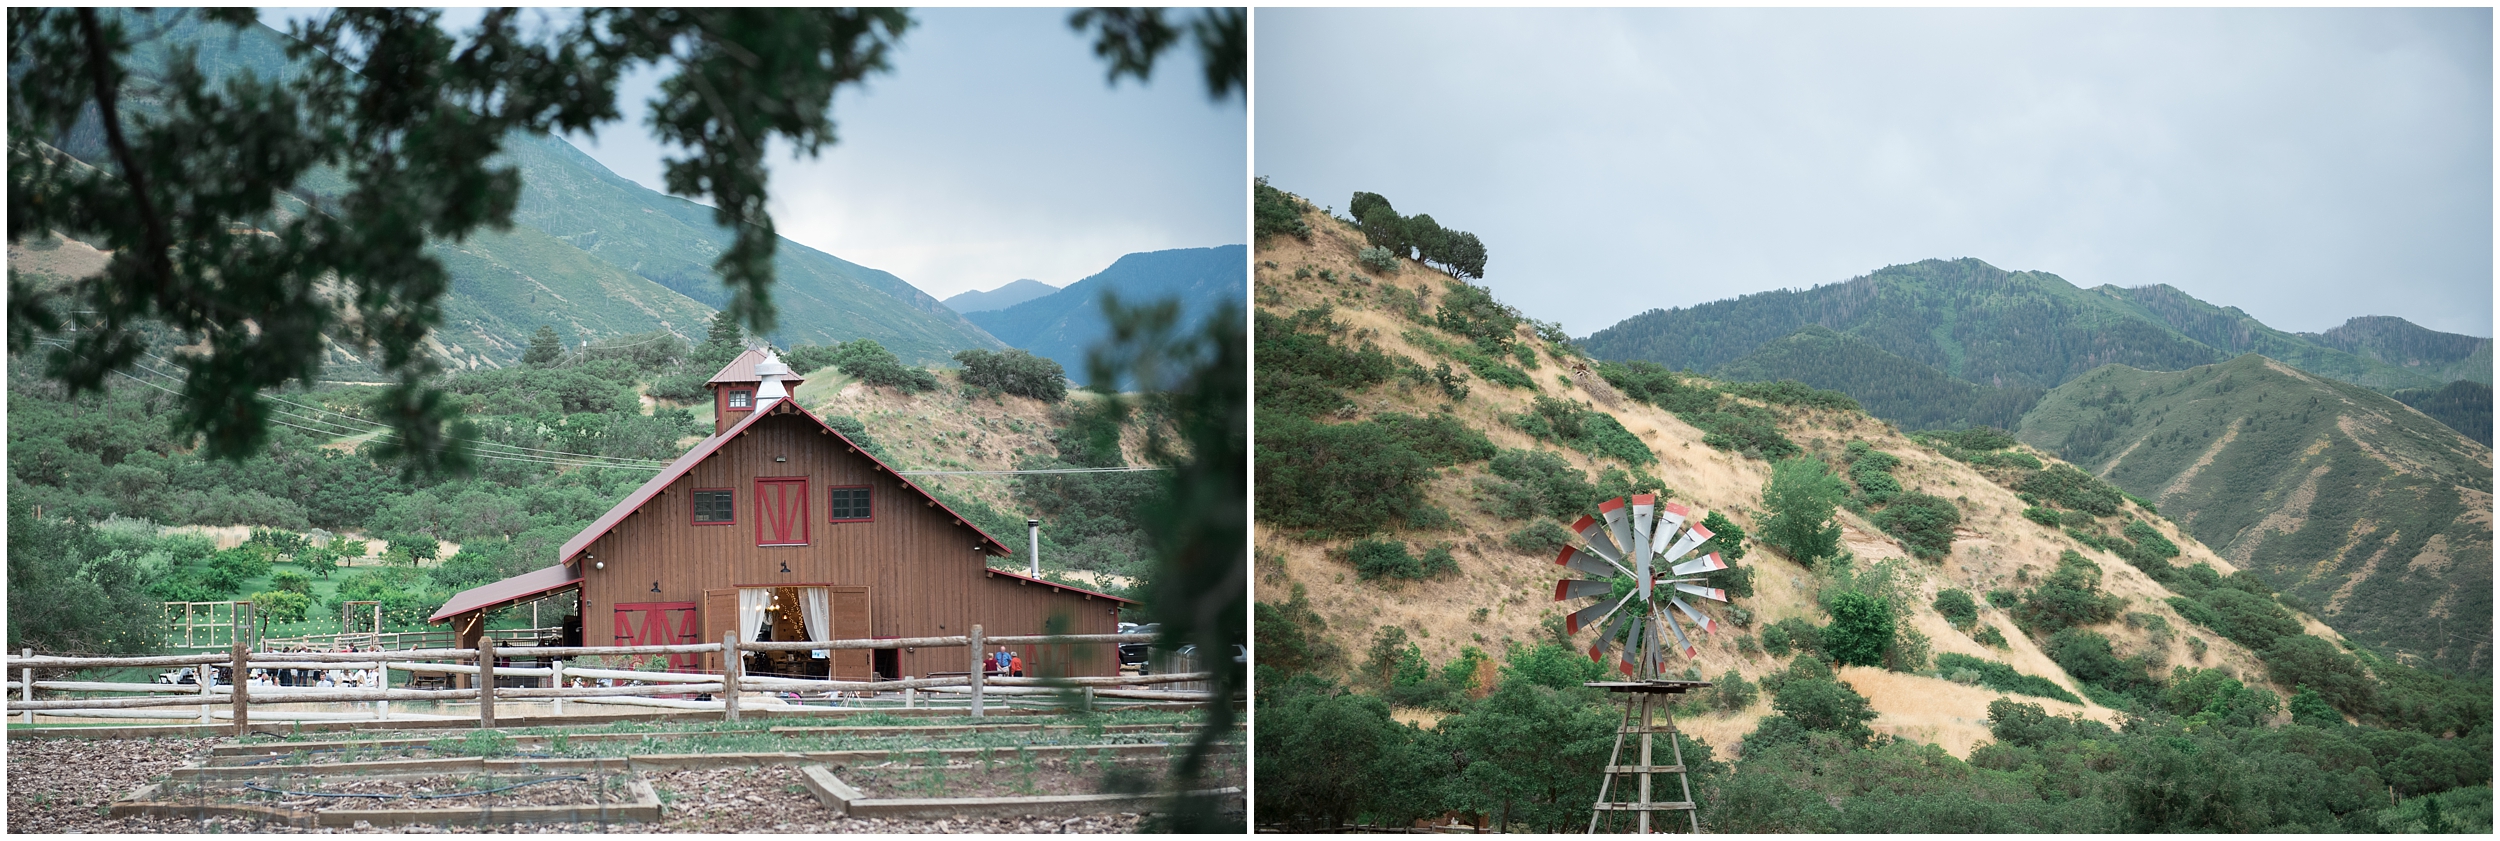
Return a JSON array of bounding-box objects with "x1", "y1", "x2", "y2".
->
[{"x1": 1118, "y1": 623, "x2": 1158, "y2": 668}]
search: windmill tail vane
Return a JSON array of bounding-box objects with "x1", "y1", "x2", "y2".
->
[{"x1": 1552, "y1": 494, "x2": 1732, "y2": 680}]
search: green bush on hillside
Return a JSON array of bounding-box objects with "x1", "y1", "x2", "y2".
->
[
  {"x1": 953, "y1": 348, "x2": 1068, "y2": 403},
  {"x1": 1255, "y1": 415, "x2": 1439, "y2": 536},
  {"x1": 1934, "y1": 652, "x2": 2080, "y2": 704},
  {"x1": 2019, "y1": 465, "x2": 2125, "y2": 517},
  {"x1": 1253, "y1": 177, "x2": 1311, "y2": 240},
  {"x1": 1873, "y1": 492, "x2": 1960, "y2": 560}
]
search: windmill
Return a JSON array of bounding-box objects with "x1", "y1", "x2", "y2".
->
[{"x1": 1550, "y1": 493, "x2": 1733, "y2": 833}]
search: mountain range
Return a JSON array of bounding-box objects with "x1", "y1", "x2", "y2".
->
[
  {"x1": 1580, "y1": 256, "x2": 2491, "y2": 675},
  {"x1": 965, "y1": 245, "x2": 1248, "y2": 380},
  {"x1": 42, "y1": 11, "x2": 1005, "y2": 372},
  {"x1": 944, "y1": 279, "x2": 1062, "y2": 314}
]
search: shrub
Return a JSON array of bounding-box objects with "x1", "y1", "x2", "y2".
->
[
  {"x1": 952, "y1": 348, "x2": 1068, "y2": 403},
  {"x1": 2260, "y1": 634, "x2": 2376, "y2": 716},
  {"x1": 1935, "y1": 653, "x2": 2080, "y2": 704},
  {"x1": 1768, "y1": 661, "x2": 1878, "y2": 747},
  {"x1": 1932, "y1": 589, "x2": 1979, "y2": 629},
  {"x1": 1340, "y1": 538, "x2": 1423, "y2": 581},
  {"x1": 1505, "y1": 521, "x2": 1572, "y2": 556},
  {"x1": 1934, "y1": 426, "x2": 2019, "y2": 451},
  {"x1": 1256, "y1": 415, "x2": 1436, "y2": 535},
  {"x1": 834, "y1": 339, "x2": 939, "y2": 393},
  {"x1": 2013, "y1": 552, "x2": 2122, "y2": 635},
  {"x1": 1873, "y1": 492, "x2": 1960, "y2": 560},
  {"x1": 1419, "y1": 543, "x2": 1459, "y2": 578},
  {"x1": 1972, "y1": 624, "x2": 2009, "y2": 648},
  {"x1": 1370, "y1": 412, "x2": 1495, "y2": 466},
  {"x1": 1478, "y1": 449, "x2": 1598, "y2": 521},
  {"x1": 1357, "y1": 246, "x2": 1400, "y2": 274},
  {"x1": 2018, "y1": 465, "x2": 2124, "y2": 517},
  {"x1": 2021, "y1": 507, "x2": 2062, "y2": 527},
  {"x1": 1985, "y1": 589, "x2": 2019, "y2": 610},
  {"x1": 1713, "y1": 669, "x2": 1761, "y2": 711},
  {"x1": 1985, "y1": 698, "x2": 2112, "y2": 749},
  {"x1": 1822, "y1": 590, "x2": 1894, "y2": 667},
  {"x1": 1759, "y1": 617, "x2": 1820, "y2": 659}
]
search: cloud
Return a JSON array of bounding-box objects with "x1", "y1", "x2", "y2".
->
[{"x1": 1257, "y1": 8, "x2": 2491, "y2": 337}]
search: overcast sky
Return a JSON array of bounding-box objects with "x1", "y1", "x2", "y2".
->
[
  {"x1": 560, "y1": 7, "x2": 1246, "y2": 301},
  {"x1": 1256, "y1": 7, "x2": 2493, "y2": 338}
]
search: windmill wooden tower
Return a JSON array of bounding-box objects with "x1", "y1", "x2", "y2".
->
[{"x1": 1551, "y1": 494, "x2": 1735, "y2": 833}]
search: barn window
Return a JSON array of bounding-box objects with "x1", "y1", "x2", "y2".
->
[
  {"x1": 828, "y1": 486, "x2": 872, "y2": 522},
  {"x1": 690, "y1": 489, "x2": 734, "y2": 524},
  {"x1": 727, "y1": 389, "x2": 753, "y2": 410},
  {"x1": 754, "y1": 478, "x2": 810, "y2": 546}
]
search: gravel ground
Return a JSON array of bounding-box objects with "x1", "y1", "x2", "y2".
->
[{"x1": 8, "y1": 736, "x2": 1232, "y2": 833}]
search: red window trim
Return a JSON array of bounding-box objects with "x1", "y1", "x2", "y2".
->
[
  {"x1": 725, "y1": 389, "x2": 755, "y2": 411},
  {"x1": 754, "y1": 476, "x2": 811, "y2": 547},
  {"x1": 689, "y1": 487, "x2": 736, "y2": 526},
  {"x1": 828, "y1": 484, "x2": 874, "y2": 523}
]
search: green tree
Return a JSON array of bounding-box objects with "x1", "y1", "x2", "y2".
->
[
  {"x1": 522, "y1": 325, "x2": 565, "y2": 368},
  {"x1": 251, "y1": 588, "x2": 312, "y2": 623},
  {"x1": 7, "y1": 497, "x2": 165, "y2": 654},
  {"x1": 1443, "y1": 678, "x2": 1619, "y2": 831},
  {"x1": 1760, "y1": 456, "x2": 1845, "y2": 566}
]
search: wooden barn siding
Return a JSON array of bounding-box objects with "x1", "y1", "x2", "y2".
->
[{"x1": 580, "y1": 409, "x2": 1119, "y2": 678}]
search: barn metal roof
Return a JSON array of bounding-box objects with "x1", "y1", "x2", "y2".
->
[
  {"x1": 706, "y1": 348, "x2": 807, "y2": 386},
  {"x1": 981, "y1": 566, "x2": 1137, "y2": 605},
  {"x1": 553, "y1": 396, "x2": 1013, "y2": 568},
  {"x1": 428, "y1": 563, "x2": 581, "y2": 624}
]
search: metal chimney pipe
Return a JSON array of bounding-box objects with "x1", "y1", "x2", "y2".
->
[{"x1": 1027, "y1": 518, "x2": 1041, "y2": 577}]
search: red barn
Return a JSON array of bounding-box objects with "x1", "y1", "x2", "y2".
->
[{"x1": 431, "y1": 349, "x2": 1131, "y2": 680}]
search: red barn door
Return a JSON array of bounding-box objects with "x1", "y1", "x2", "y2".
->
[
  {"x1": 754, "y1": 478, "x2": 810, "y2": 546},
  {"x1": 613, "y1": 602, "x2": 703, "y2": 672}
]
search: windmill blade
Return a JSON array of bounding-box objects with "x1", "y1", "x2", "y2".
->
[
  {"x1": 1556, "y1": 544, "x2": 1626, "y2": 578},
  {"x1": 1631, "y1": 494, "x2": 1655, "y2": 603},
  {"x1": 1669, "y1": 551, "x2": 1727, "y2": 577},
  {"x1": 1673, "y1": 582, "x2": 1728, "y2": 603},
  {"x1": 1617, "y1": 613, "x2": 1643, "y2": 676},
  {"x1": 1658, "y1": 522, "x2": 1715, "y2": 566},
  {"x1": 1661, "y1": 605, "x2": 1699, "y2": 659},
  {"x1": 1554, "y1": 578, "x2": 1616, "y2": 602},
  {"x1": 1565, "y1": 591, "x2": 1631, "y2": 635},
  {"x1": 1587, "y1": 605, "x2": 1633, "y2": 663},
  {"x1": 1671, "y1": 596, "x2": 1718, "y2": 634},
  {"x1": 1599, "y1": 497, "x2": 1634, "y2": 561},
  {"x1": 1571, "y1": 515, "x2": 1625, "y2": 564},
  {"x1": 1655, "y1": 501, "x2": 1692, "y2": 540}
]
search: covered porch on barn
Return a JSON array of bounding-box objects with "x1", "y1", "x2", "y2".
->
[{"x1": 428, "y1": 564, "x2": 584, "y2": 689}]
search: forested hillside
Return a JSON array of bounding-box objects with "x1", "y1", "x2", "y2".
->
[
  {"x1": 1252, "y1": 187, "x2": 2489, "y2": 833},
  {"x1": 1713, "y1": 326, "x2": 2043, "y2": 431},
  {"x1": 1584, "y1": 258, "x2": 2485, "y2": 410},
  {"x1": 8, "y1": 312, "x2": 1162, "y2": 654},
  {"x1": 2019, "y1": 355, "x2": 2493, "y2": 677}
]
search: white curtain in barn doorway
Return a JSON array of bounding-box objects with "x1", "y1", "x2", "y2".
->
[
  {"x1": 739, "y1": 588, "x2": 769, "y2": 644},
  {"x1": 800, "y1": 587, "x2": 830, "y2": 644}
]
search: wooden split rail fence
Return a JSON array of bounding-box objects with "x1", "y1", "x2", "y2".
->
[{"x1": 9, "y1": 629, "x2": 1214, "y2": 734}]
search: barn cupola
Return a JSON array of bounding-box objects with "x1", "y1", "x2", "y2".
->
[{"x1": 705, "y1": 348, "x2": 806, "y2": 434}]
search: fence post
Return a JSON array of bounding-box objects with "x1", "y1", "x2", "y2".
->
[
  {"x1": 477, "y1": 636, "x2": 496, "y2": 730},
  {"x1": 375, "y1": 660, "x2": 389, "y2": 722},
  {"x1": 199, "y1": 657, "x2": 214, "y2": 725},
  {"x1": 230, "y1": 642, "x2": 250, "y2": 737},
  {"x1": 968, "y1": 624, "x2": 985, "y2": 719},
  {"x1": 1083, "y1": 685, "x2": 1095, "y2": 713},
  {"x1": 721, "y1": 631, "x2": 741, "y2": 723},
  {"x1": 20, "y1": 648, "x2": 33, "y2": 725},
  {"x1": 551, "y1": 660, "x2": 566, "y2": 717},
  {"x1": 904, "y1": 687, "x2": 916, "y2": 709}
]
